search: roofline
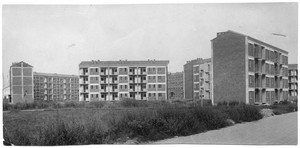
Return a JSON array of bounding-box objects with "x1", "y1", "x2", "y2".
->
[
  {"x1": 288, "y1": 64, "x2": 298, "y2": 69},
  {"x1": 211, "y1": 30, "x2": 288, "y2": 54},
  {"x1": 33, "y1": 72, "x2": 78, "y2": 77},
  {"x1": 10, "y1": 61, "x2": 33, "y2": 67},
  {"x1": 79, "y1": 60, "x2": 170, "y2": 68}
]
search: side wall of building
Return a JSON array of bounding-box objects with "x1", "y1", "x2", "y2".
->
[
  {"x1": 212, "y1": 32, "x2": 246, "y2": 104},
  {"x1": 184, "y1": 62, "x2": 194, "y2": 99},
  {"x1": 10, "y1": 63, "x2": 34, "y2": 104}
]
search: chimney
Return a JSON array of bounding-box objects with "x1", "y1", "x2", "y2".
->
[{"x1": 217, "y1": 32, "x2": 226, "y2": 37}]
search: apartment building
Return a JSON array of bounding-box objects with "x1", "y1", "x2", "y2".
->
[
  {"x1": 33, "y1": 72, "x2": 79, "y2": 101},
  {"x1": 9, "y1": 61, "x2": 34, "y2": 104},
  {"x1": 192, "y1": 58, "x2": 212, "y2": 100},
  {"x1": 79, "y1": 60, "x2": 169, "y2": 101},
  {"x1": 288, "y1": 64, "x2": 298, "y2": 101},
  {"x1": 167, "y1": 72, "x2": 184, "y2": 100},
  {"x1": 212, "y1": 30, "x2": 289, "y2": 105},
  {"x1": 184, "y1": 58, "x2": 211, "y2": 100},
  {"x1": 184, "y1": 58, "x2": 202, "y2": 99}
]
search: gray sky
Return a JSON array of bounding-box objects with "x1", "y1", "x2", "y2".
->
[{"x1": 2, "y1": 3, "x2": 298, "y2": 87}]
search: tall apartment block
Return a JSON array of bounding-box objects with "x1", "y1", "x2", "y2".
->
[
  {"x1": 33, "y1": 72, "x2": 79, "y2": 101},
  {"x1": 212, "y1": 30, "x2": 289, "y2": 105},
  {"x1": 288, "y1": 64, "x2": 298, "y2": 101},
  {"x1": 9, "y1": 61, "x2": 34, "y2": 104},
  {"x1": 79, "y1": 60, "x2": 169, "y2": 101},
  {"x1": 167, "y1": 72, "x2": 184, "y2": 100},
  {"x1": 183, "y1": 58, "x2": 211, "y2": 100}
]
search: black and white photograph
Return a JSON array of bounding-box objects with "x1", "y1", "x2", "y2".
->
[{"x1": 2, "y1": 1, "x2": 298, "y2": 146}]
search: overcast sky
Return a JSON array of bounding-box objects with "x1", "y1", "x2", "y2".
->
[{"x1": 2, "y1": 3, "x2": 298, "y2": 87}]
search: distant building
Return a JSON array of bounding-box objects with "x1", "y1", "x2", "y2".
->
[
  {"x1": 33, "y1": 72, "x2": 79, "y2": 102},
  {"x1": 79, "y1": 60, "x2": 169, "y2": 101},
  {"x1": 3, "y1": 86, "x2": 11, "y2": 103},
  {"x1": 288, "y1": 64, "x2": 298, "y2": 101},
  {"x1": 168, "y1": 72, "x2": 184, "y2": 100},
  {"x1": 211, "y1": 30, "x2": 289, "y2": 105},
  {"x1": 184, "y1": 58, "x2": 211, "y2": 100},
  {"x1": 9, "y1": 61, "x2": 34, "y2": 104}
]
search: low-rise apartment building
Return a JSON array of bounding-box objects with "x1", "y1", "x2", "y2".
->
[
  {"x1": 79, "y1": 60, "x2": 169, "y2": 101},
  {"x1": 288, "y1": 64, "x2": 298, "y2": 101},
  {"x1": 212, "y1": 30, "x2": 289, "y2": 105},
  {"x1": 167, "y1": 72, "x2": 184, "y2": 100},
  {"x1": 33, "y1": 72, "x2": 79, "y2": 101}
]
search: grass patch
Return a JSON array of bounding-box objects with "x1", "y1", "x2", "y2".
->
[{"x1": 4, "y1": 101, "x2": 264, "y2": 145}]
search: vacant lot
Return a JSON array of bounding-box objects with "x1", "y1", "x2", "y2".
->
[{"x1": 3, "y1": 100, "x2": 297, "y2": 145}]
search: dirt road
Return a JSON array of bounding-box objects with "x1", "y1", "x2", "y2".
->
[{"x1": 154, "y1": 112, "x2": 298, "y2": 145}]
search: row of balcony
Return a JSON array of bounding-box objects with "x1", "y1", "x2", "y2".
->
[
  {"x1": 249, "y1": 44, "x2": 288, "y2": 65},
  {"x1": 80, "y1": 68, "x2": 166, "y2": 76},
  {"x1": 81, "y1": 92, "x2": 166, "y2": 101},
  {"x1": 80, "y1": 78, "x2": 166, "y2": 84},
  {"x1": 80, "y1": 85, "x2": 166, "y2": 93}
]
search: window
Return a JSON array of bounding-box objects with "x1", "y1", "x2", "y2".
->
[
  {"x1": 158, "y1": 93, "x2": 162, "y2": 97},
  {"x1": 95, "y1": 69, "x2": 98, "y2": 72},
  {"x1": 158, "y1": 84, "x2": 162, "y2": 88},
  {"x1": 265, "y1": 49, "x2": 269, "y2": 60},
  {"x1": 265, "y1": 63, "x2": 269, "y2": 74},
  {"x1": 266, "y1": 77, "x2": 270, "y2": 88},
  {"x1": 248, "y1": 59, "x2": 254, "y2": 72},
  {"x1": 248, "y1": 43, "x2": 254, "y2": 57},
  {"x1": 249, "y1": 75, "x2": 255, "y2": 87}
]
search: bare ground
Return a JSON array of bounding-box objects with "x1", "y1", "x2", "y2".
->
[{"x1": 154, "y1": 112, "x2": 298, "y2": 145}]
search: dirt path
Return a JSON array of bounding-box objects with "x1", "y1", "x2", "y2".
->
[{"x1": 154, "y1": 112, "x2": 298, "y2": 145}]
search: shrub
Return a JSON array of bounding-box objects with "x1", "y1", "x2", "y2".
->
[
  {"x1": 2, "y1": 101, "x2": 268, "y2": 145},
  {"x1": 89, "y1": 101, "x2": 106, "y2": 108},
  {"x1": 64, "y1": 101, "x2": 79, "y2": 108},
  {"x1": 220, "y1": 104, "x2": 262, "y2": 123},
  {"x1": 3, "y1": 102, "x2": 12, "y2": 111},
  {"x1": 119, "y1": 98, "x2": 149, "y2": 108}
]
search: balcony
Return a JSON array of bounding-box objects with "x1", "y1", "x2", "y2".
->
[
  {"x1": 100, "y1": 89, "x2": 108, "y2": 93},
  {"x1": 100, "y1": 70, "x2": 108, "y2": 75},
  {"x1": 80, "y1": 80, "x2": 88, "y2": 85},
  {"x1": 140, "y1": 69, "x2": 147, "y2": 75}
]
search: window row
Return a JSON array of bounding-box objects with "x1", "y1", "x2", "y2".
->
[{"x1": 248, "y1": 43, "x2": 288, "y2": 65}]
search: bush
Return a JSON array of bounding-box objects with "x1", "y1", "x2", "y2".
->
[
  {"x1": 220, "y1": 104, "x2": 262, "y2": 123},
  {"x1": 119, "y1": 98, "x2": 149, "y2": 108},
  {"x1": 89, "y1": 101, "x2": 106, "y2": 108},
  {"x1": 2, "y1": 101, "x2": 268, "y2": 145},
  {"x1": 268, "y1": 101, "x2": 298, "y2": 114},
  {"x1": 3, "y1": 102, "x2": 12, "y2": 111}
]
